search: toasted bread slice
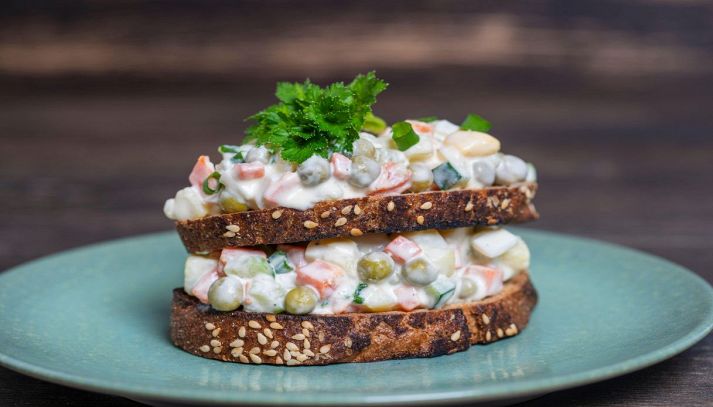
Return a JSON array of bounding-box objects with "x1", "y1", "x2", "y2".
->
[
  {"x1": 170, "y1": 272, "x2": 537, "y2": 365},
  {"x1": 176, "y1": 182, "x2": 537, "y2": 253}
]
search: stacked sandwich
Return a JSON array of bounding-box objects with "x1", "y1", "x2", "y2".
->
[{"x1": 164, "y1": 73, "x2": 539, "y2": 366}]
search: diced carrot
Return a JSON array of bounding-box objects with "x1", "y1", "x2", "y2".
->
[
  {"x1": 296, "y1": 260, "x2": 344, "y2": 299},
  {"x1": 235, "y1": 162, "x2": 265, "y2": 180},
  {"x1": 395, "y1": 285, "x2": 422, "y2": 311},
  {"x1": 406, "y1": 120, "x2": 434, "y2": 137},
  {"x1": 188, "y1": 155, "x2": 215, "y2": 188},
  {"x1": 463, "y1": 265, "x2": 503, "y2": 296},
  {"x1": 191, "y1": 269, "x2": 219, "y2": 304},
  {"x1": 264, "y1": 172, "x2": 301, "y2": 208},
  {"x1": 385, "y1": 236, "x2": 422, "y2": 264},
  {"x1": 277, "y1": 244, "x2": 307, "y2": 267},
  {"x1": 330, "y1": 153, "x2": 352, "y2": 180},
  {"x1": 368, "y1": 162, "x2": 412, "y2": 195}
]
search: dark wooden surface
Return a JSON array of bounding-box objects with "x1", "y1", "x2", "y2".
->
[{"x1": 1, "y1": 1, "x2": 712, "y2": 406}]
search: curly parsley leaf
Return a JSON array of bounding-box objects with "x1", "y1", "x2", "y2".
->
[
  {"x1": 246, "y1": 72, "x2": 388, "y2": 163},
  {"x1": 461, "y1": 113, "x2": 492, "y2": 132},
  {"x1": 391, "y1": 121, "x2": 420, "y2": 151},
  {"x1": 353, "y1": 282, "x2": 368, "y2": 304}
]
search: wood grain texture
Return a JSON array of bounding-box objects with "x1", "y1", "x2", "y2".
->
[{"x1": 1, "y1": 0, "x2": 712, "y2": 405}]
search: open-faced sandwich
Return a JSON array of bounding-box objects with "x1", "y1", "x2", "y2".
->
[{"x1": 165, "y1": 72, "x2": 539, "y2": 365}]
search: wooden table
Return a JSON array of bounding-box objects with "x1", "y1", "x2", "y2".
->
[{"x1": 1, "y1": 1, "x2": 711, "y2": 405}]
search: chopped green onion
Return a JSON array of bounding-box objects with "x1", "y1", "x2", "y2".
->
[
  {"x1": 415, "y1": 116, "x2": 438, "y2": 123},
  {"x1": 460, "y1": 114, "x2": 492, "y2": 132},
  {"x1": 391, "y1": 121, "x2": 420, "y2": 151},
  {"x1": 268, "y1": 250, "x2": 293, "y2": 274},
  {"x1": 353, "y1": 282, "x2": 368, "y2": 304},
  {"x1": 362, "y1": 112, "x2": 387, "y2": 134},
  {"x1": 202, "y1": 171, "x2": 224, "y2": 195},
  {"x1": 432, "y1": 162, "x2": 464, "y2": 190},
  {"x1": 218, "y1": 144, "x2": 241, "y2": 153},
  {"x1": 230, "y1": 151, "x2": 245, "y2": 163}
]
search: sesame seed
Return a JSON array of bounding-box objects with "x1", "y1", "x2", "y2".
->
[
  {"x1": 249, "y1": 347, "x2": 261, "y2": 354},
  {"x1": 266, "y1": 314, "x2": 277, "y2": 322},
  {"x1": 450, "y1": 330, "x2": 461, "y2": 341},
  {"x1": 318, "y1": 332, "x2": 325, "y2": 342},
  {"x1": 283, "y1": 349, "x2": 292, "y2": 360},
  {"x1": 257, "y1": 333, "x2": 268, "y2": 345},
  {"x1": 271, "y1": 210, "x2": 283, "y2": 219},
  {"x1": 420, "y1": 201, "x2": 432, "y2": 210},
  {"x1": 239, "y1": 355, "x2": 249, "y2": 363},
  {"x1": 271, "y1": 340, "x2": 279, "y2": 349},
  {"x1": 341, "y1": 205, "x2": 353, "y2": 215},
  {"x1": 320, "y1": 210, "x2": 331, "y2": 219},
  {"x1": 301, "y1": 321, "x2": 314, "y2": 330},
  {"x1": 212, "y1": 328, "x2": 221, "y2": 337},
  {"x1": 263, "y1": 328, "x2": 273, "y2": 339},
  {"x1": 213, "y1": 346, "x2": 222, "y2": 354},
  {"x1": 497, "y1": 328, "x2": 504, "y2": 338},
  {"x1": 249, "y1": 354, "x2": 262, "y2": 364},
  {"x1": 335, "y1": 217, "x2": 347, "y2": 227},
  {"x1": 304, "y1": 349, "x2": 315, "y2": 357},
  {"x1": 263, "y1": 349, "x2": 278, "y2": 357},
  {"x1": 231, "y1": 347, "x2": 243, "y2": 357},
  {"x1": 275, "y1": 356, "x2": 284, "y2": 365},
  {"x1": 501, "y1": 198, "x2": 511, "y2": 209},
  {"x1": 286, "y1": 342, "x2": 299, "y2": 351},
  {"x1": 465, "y1": 201, "x2": 474, "y2": 212},
  {"x1": 226, "y1": 224, "x2": 240, "y2": 233},
  {"x1": 302, "y1": 328, "x2": 311, "y2": 337},
  {"x1": 248, "y1": 320, "x2": 261, "y2": 329},
  {"x1": 350, "y1": 228, "x2": 363, "y2": 237},
  {"x1": 290, "y1": 350, "x2": 300, "y2": 357},
  {"x1": 353, "y1": 204, "x2": 362, "y2": 215},
  {"x1": 482, "y1": 314, "x2": 490, "y2": 325},
  {"x1": 210, "y1": 339, "x2": 221, "y2": 347},
  {"x1": 416, "y1": 215, "x2": 425, "y2": 225},
  {"x1": 204, "y1": 322, "x2": 216, "y2": 331},
  {"x1": 296, "y1": 354, "x2": 309, "y2": 362},
  {"x1": 505, "y1": 324, "x2": 518, "y2": 336},
  {"x1": 286, "y1": 359, "x2": 300, "y2": 366},
  {"x1": 222, "y1": 231, "x2": 236, "y2": 238},
  {"x1": 387, "y1": 201, "x2": 395, "y2": 211},
  {"x1": 304, "y1": 220, "x2": 318, "y2": 229},
  {"x1": 303, "y1": 339, "x2": 311, "y2": 349},
  {"x1": 199, "y1": 345, "x2": 210, "y2": 353},
  {"x1": 320, "y1": 344, "x2": 331, "y2": 354},
  {"x1": 344, "y1": 338, "x2": 352, "y2": 348},
  {"x1": 291, "y1": 333, "x2": 306, "y2": 341},
  {"x1": 486, "y1": 331, "x2": 492, "y2": 341},
  {"x1": 238, "y1": 326, "x2": 246, "y2": 338},
  {"x1": 230, "y1": 339, "x2": 244, "y2": 348},
  {"x1": 270, "y1": 322, "x2": 284, "y2": 330}
]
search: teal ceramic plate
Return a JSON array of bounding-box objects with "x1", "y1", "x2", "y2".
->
[{"x1": 0, "y1": 229, "x2": 711, "y2": 406}]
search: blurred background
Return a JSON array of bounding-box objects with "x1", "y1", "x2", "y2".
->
[{"x1": 1, "y1": 0, "x2": 712, "y2": 405}]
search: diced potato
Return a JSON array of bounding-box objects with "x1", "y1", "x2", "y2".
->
[
  {"x1": 305, "y1": 238, "x2": 360, "y2": 277},
  {"x1": 244, "y1": 274, "x2": 285, "y2": 313},
  {"x1": 360, "y1": 285, "x2": 398, "y2": 312},
  {"x1": 430, "y1": 248, "x2": 457, "y2": 277},
  {"x1": 470, "y1": 228, "x2": 519, "y2": 258},
  {"x1": 445, "y1": 130, "x2": 501, "y2": 157},
  {"x1": 184, "y1": 255, "x2": 219, "y2": 295},
  {"x1": 403, "y1": 132, "x2": 434, "y2": 162},
  {"x1": 495, "y1": 238, "x2": 530, "y2": 275}
]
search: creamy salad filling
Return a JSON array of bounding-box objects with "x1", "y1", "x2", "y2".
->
[
  {"x1": 164, "y1": 120, "x2": 537, "y2": 221},
  {"x1": 183, "y1": 226, "x2": 530, "y2": 315}
]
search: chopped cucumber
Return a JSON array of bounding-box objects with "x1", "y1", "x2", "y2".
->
[
  {"x1": 426, "y1": 275, "x2": 456, "y2": 309},
  {"x1": 268, "y1": 250, "x2": 293, "y2": 274},
  {"x1": 432, "y1": 161, "x2": 465, "y2": 190},
  {"x1": 244, "y1": 275, "x2": 285, "y2": 313},
  {"x1": 224, "y1": 256, "x2": 273, "y2": 278}
]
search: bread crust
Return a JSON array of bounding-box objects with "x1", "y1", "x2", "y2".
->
[
  {"x1": 176, "y1": 182, "x2": 538, "y2": 252},
  {"x1": 170, "y1": 272, "x2": 537, "y2": 365}
]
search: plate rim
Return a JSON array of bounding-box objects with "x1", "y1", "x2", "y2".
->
[{"x1": 0, "y1": 229, "x2": 711, "y2": 406}]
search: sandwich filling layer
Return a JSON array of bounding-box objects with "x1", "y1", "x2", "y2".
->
[{"x1": 183, "y1": 226, "x2": 530, "y2": 315}]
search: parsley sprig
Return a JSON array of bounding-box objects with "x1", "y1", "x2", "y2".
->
[{"x1": 245, "y1": 72, "x2": 388, "y2": 163}]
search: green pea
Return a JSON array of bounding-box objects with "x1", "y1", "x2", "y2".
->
[
  {"x1": 284, "y1": 286, "x2": 318, "y2": 315},
  {"x1": 208, "y1": 276, "x2": 243, "y2": 311},
  {"x1": 219, "y1": 194, "x2": 248, "y2": 213},
  {"x1": 357, "y1": 252, "x2": 394, "y2": 282}
]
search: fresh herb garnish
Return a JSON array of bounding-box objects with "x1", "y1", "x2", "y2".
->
[
  {"x1": 353, "y1": 282, "x2": 368, "y2": 304},
  {"x1": 460, "y1": 114, "x2": 492, "y2": 132},
  {"x1": 245, "y1": 72, "x2": 388, "y2": 163},
  {"x1": 362, "y1": 111, "x2": 387, "y2": 134},
  {"x1": 202, "y1": 171, "x2": 224, "y2": 195},
  {"x1": 391, "y1": 121, "x2": 420, "y2": 151},
  {"x1": 218, "y1": 144, "x2": 240, "y2": 154},
  {"x1": 416, "y1": 116, "x2": 438, "y2": 123}
]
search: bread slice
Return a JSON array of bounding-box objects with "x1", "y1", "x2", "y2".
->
[
  {"x1": 170, "y1": 272, "x2": 537, "y2": 365},
  {"x1": 176, "y1": 182, "x2": 537, "y2": 253}
]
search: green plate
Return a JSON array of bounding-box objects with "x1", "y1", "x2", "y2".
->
[{"x1": 0, "y1": 229, "x2": 711, "y2": 406}]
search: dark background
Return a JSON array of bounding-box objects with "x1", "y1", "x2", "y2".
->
[{"x1": 1, "y1": 1, "x2": 711, "y2": 406}]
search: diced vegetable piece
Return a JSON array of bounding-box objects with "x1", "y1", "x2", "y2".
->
[
  {"x1": 349, "y1": 155, "x2": 381, "y2": 187},
  {"x1": 359, "y1": 285, "x2": 398, "y2": 312},
  {"x1": 218, "y1": 192, "x2": 248, "y2": 213},
  {"x1": 184, "y1": 255, "x2": 219, "y2": 295},
  {"x1": 296, "y1": 260, "x2": 344, "y2": 299},
  {"x1": 245, "y1": 146, "x2": 271, "y2": 164},
  {"x1": 352, "y1": 138, "x2": 377, "y2": 158},
  {"x1": 362, "y1": 112, "x2": 387, "y2": 134},
  {"x1": 460, "y1": 113, "x2": 492, "y2": 132},
  {"x1": 191, "y1": 268, "x2": 220, "y2": 304},
  {"x1": 263, "y1": 172, "x2": 301, "y2": 208},
  {"x1": 405, "y1": 120, "x2": 434, "y2": 137},
  {"x1": 352, "y1": 282, "x2": 368, "y2": 304},
  {"x1": 202, "y1": 171, "x2": 223, "y2": 195},
  {"x1": 432, "y1": 161, "x2": 465, "y2": 190},
  {"x1": 391, "y1": 121, "x2": 420, "y2": 151},
  {"x1": 458, "y1": 277, "x2": 478, "y2": 299},
  {"x1": 357, "y1": 251, "x2": 395, "y2": 282},
  {"x1": 402, "y1": 256, "x2": 439, "y2": 286},
  {"x1": 188, "y1": 155, "x2": 215, "y2": 188},
  {"x1": 425, "y1": 275, "x2": 456, "y2": 308},
  {"x1": 471, "y1": 158, "x2": 496, "y2": 187},
  {"x1": 208, "y1": 276, "x2": 244, "y2": 311},
  {"x1": 244, "y1": 274, "x2": 285, "y2": 313},
  {"x1": 470, "y1": 228, "x2": 519, "y2": 258},
  {"x1": 494, "y1": 154, "x2": 528, "y2": 185},
  {"x1": 526, "y1": 163, "x2": 537, "y2": 182},
  {"x1": 220, "y1": 248, "x2": 271, "y2": 278},
  {"x1": 298, "y1": 155, "x2": 331, "y2": 186},
  {"x1": 429, "y1": 247, "x2": 457, "y2": 277},
  {"x1": 368, "y1": 162, "x2": 412, "y2": 195},
  {"x1": 394, "y1": 285, "x2": 423, "y2": 311},
  {"x1": 164, "y1": 186, "x2": 209, "y2": 221},
  {"x1": 433, "y1": 119, "x2": 460, "y2": 136},
  {"x1": 277, "y1": 244, "x2": 307, "y2": 268},
  {"x1": 495, "y1": 238, "x2": 530, "y2": 276},
  {"x1": 462, "y1": 265, "x2": 503, "y2": 299},
  {"x1": 218, "y1": 144, "x2": 241, "y2": 154},
  {"x1": 284, "y1": 286, "x2": 318, "y2": 315},
  {"x1": 305, "y1": 238, "x2": 360, "y2": 276},
  {"x1": 385, "y1": 236, "x2": 423, "y2": 264},
  {"x1": 235, "y1": 162, "x2": 265, "y2": 180},
  {"x1": 403, "y1": 130, "x2": 434, "y2": 161},
  {"x1": 409, "y1": 163, "x2": 434, "y2": 192},
  {"x1": 268, "y1": 250, "x2": 294, "y2": 274},
  {"x1": 220, "y1": 247, "x2": 266, "y2": 265},
  {"x1": 330, "y1": 153, "x2": 352, "y2": 180},
  {"x1": 402, "y1": 230, "x2": 449, "y2": 249}
]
